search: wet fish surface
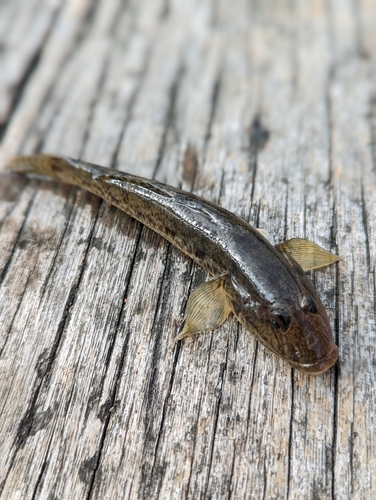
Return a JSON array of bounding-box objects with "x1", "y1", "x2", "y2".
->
[{"x1": 8, "y1": 155, "x2": 341, "y2": 374}]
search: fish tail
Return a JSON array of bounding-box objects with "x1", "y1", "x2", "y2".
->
[
  {"x1": 7, "y1": 154, "x2": 102, "y2": 190},
  {"x1": 8, "y1": 154, "x2": 67, "y2": 177}
]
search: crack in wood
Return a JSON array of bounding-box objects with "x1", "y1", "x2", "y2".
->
[
  {"x1": 248, "y1": 114, "x2": 270, "y2": 207},
  {"x1": 203, "y1": 72, "x2": 221, "y2": 160},
  {"x1": 360, "y1": 181, "x2": 371, "y2": 272},
  {"x1": 325, "y1": 63, "x2": 335, "y2": 187},
  {"x1": 182, "y1": 142, "x2": 199, "y2": 190},
  {"x1": 0, "y1": 182, "x2": 38, "y2": 287},
  {"x1": 370, "y1": 94, "x2": 376, "y2": 174},
  {"x1": 38, "y1": 186, "x2": 77, "y2": 300},
  {"x1": 30, "y1": 431, "x2": 54, "y2": 500},
  {"x1": 202, "y1": 358, "x2": 228, "y2": 499},
  {"x1": 153, "y1": 64, "x2": 185, "y2": 179},
  {"x1": 285, "y1": 368, "x2": 294, "y2": 500},
  {"x1": 109, "y1": 45, "x2": 152, "y2": 169}
]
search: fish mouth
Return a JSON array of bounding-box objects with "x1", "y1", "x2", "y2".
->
[{"x1": 294, "y1": 344, "x2": 339, "y2": 375}]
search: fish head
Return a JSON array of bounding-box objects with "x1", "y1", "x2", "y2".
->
[
  {"x1": 227, "y1": 278, "x2": 338, "y2": 375},
  {"x1": 265, "y1": 292, "x2": 338, "y2": 374}
]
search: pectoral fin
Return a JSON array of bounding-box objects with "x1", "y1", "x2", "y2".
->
[
  {"x1": 175, "y1": 276, "x2": 232, "y2": 341},
  {"x1": 276, "y1": 237, "x2": 341, "y2": 271}
]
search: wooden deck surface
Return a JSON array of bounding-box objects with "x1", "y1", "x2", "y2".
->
[{"x1": 1, "y1": 1, "x2": 376, "y2": 498}]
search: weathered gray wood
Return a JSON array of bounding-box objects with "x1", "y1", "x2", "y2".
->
[{"x1": 0, "y1": 0, "x2": 376, "y2": 499}]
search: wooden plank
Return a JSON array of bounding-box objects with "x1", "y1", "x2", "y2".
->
[{"x1": 0, "y1": 0, "x2": 376, "y2": 498}]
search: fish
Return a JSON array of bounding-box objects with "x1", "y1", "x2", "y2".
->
[{"x1": 7, "y1": 154, "x2": 341, "y2": 375}]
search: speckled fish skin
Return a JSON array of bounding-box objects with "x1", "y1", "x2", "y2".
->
[{"x1": 9, "y1": 155, "x2": 338, "y2": 374}]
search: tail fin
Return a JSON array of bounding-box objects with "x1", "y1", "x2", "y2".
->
[
  {"x1": 8, "y1": 155, "x2": 68, "y2": 178},
  {"x1": 6, "y1": 155, "x2": 99, "y2": 188}
]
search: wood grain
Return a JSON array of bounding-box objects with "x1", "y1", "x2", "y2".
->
[{"x1": 1, "y1": 0, "x2": 376, "y2": 498}]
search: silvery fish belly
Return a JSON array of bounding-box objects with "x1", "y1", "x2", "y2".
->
[{"x1": 8, "y1": 154, "x2": 341, "y2": 374}]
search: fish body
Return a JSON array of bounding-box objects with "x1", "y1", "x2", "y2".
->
[{"x1": 8, "y1": 155, "x2": 339, "y2": 374}]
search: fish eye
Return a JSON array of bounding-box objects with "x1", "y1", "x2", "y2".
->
[
  {"x1": 300, "y1": 294, "x2": 317, "y2": 314},
  {"x1": 270, "y1": 313, "x2": 290, "y2": 332},
  {"x1": 270, "y1": 319, "x2": 280, "y2": 330}
]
